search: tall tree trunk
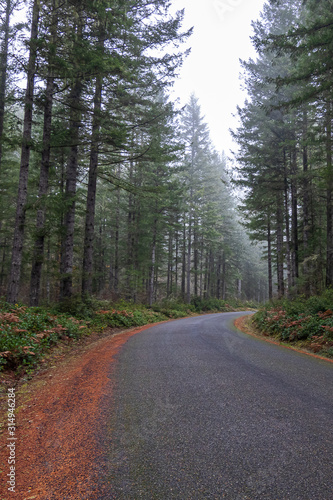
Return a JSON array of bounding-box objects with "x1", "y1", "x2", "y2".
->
[
  {"x1": 154, "y1": 265, "x2": 158, "y2": 303},
  {"x1": 283, "y1": 150, "x2": 292, "y2": 294},
  {"x1": 167, "y1": 231, "x2": 172, "y2": 297},
  {"x1": 267, "y1": 219, "x2": 273, "y2": 301},
  {"x1": 7, "y1": 0, "x2": 40, "y2": 303},
  {"x1": 204, "y1": 250, "x2": 209, "y2": 298},
  {"x1": 96, "y1": 223, "x2": 105, "y2": 293},
  {"x1": 133, "y1": 191, "x2": 140, "y2": 301},
  {"x1": 222, "y1": 254, "x2": 226, "y2": 301},
  {"x1": 326, "y1": 101, "x2": 333, "y2": 287},
  {"x1": 181, "y1": 218, "x2": 186, "y2": 299},
  {"x1": 82, "y1": 57, "x2": 103, "y2": 297},
  {"x1": 113, "y1": 184, "x2": 120, "y2": 295},
  {"x1": 186, "y1": 215, "x2": 191, "y2": 304},
  {"x1": 148, "y1": 219, "x2": 157, "y2": 307},
  {"x1": 125, "y1": 160, "x2": 134, "y2": 297},
  {"x1": 59, "y1": 78, "x2": 82, "y2": 300},
  {"x1": 290, "y1": 144, "x2": 299, "y2": 286},
  {"x1": 209, "y1": 250, "x2": 214, "y2": 297},
  {"x1": 113, "y1": 164, "x2": 121, "y2": 295},
  {"x1": 46, "y1": 236, "x2": 51, "y2": 302},
  {"x1": 199, "y1": 237, "x2": 204, "y2": 298},
  {"x1": 217, "y1": 252, "x2": 222, "y2": 300},
  {"x1": 0, "y1": 236, "x2": 6, "y2": 290},
  {"x1": 302, "y1": 108, "x2": 311, "y2": 296},
  {"x1": 30, "y1": 0, "x2": 57, "y2": 305},
  {"x1": 0, "y1": 0, "x2": 11, "y2": 174},
  {"x1": 29, "y1": 74, "x2": 55, "y2": 305},
  {"x1": 175, "y1": 229, "x2": 178, "y2": 295},
  {"x1": 193, "y1": 220, "x2": 198, "y2": 296},
  {"x1": 237, "y1": 278, "x2": 242, "y2": 300},
  {"x1": 276, "y1": 196, "x2": 285, "y2": 299}
]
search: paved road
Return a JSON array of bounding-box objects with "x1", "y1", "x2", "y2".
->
[{"x1": 98, "y1": 312, "x2": 333, "y2": 500}]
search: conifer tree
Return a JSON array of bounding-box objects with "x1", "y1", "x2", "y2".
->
[{"x1": 7, "y1": 0, "x2": 40, "y2": 304}]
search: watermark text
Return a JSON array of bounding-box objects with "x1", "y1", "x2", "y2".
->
[{"x1": 7, "y1": 388, "x2": 16, "y2": 493}]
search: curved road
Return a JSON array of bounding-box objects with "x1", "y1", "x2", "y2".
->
[{"x1": 98, "y1": 312, "x2": 333, "y2": 499}]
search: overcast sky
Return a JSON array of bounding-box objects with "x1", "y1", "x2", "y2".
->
[
  {"x1": 14, "y1": 1, "x2": 266, "y2": 156},
  {"x1": 170, "y1": 0, "x2": 266, "y2": 155}
]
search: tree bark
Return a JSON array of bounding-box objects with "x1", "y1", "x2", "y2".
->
[
  {"x1": 276, "y1": 196, "x2": 285, "y2": 299},
  {"x1": 29, "y1": 73, "x2": 54, "y2": 305},
  {"x1": 175, "y1": 229, "x2": 178, "y2": 294},
  {"x1": 199, "y1": 237, "x2": 204, "y2": 298},
  {"x1": 209, "y1": 249, "x2": 214, "y2": 297},
  {"x1": 204, "y1": 250, "x2": 209, "y2": 298},
  {"x1": 290, "y1": 144, "x2": 299, "y2": 286},
  {"x1": 59, "y1": 77, "x2": 82, "y2": 300},
  {"x1": 181, "y1": 218, "x2": 186, "y2": 299},
  {"x1": 30, "y1": 0, "x2": 57, "y2": 305},
  {"x1": 237, "y1": 278, "x2": 242, "y2": 300},
  {"x1": 125, "y1": 159, "x2": 135, "y2": 298},
  {"x1": 283, "y1": 149, "x2": 292, "y2": 294},
  {"x1": 0, "y1": 236, "x2": 6, "y2": 290},
  {"x1": 82, "y1": 60, "x2": 103, "y2": 296},
  {"x1": 167, "y1": 231, "x2": 172, "y2": 297},
  {"x1": 148, "y1": 219, "x2": 157, "y2": 307},
  {"x1": 0, "y1": 0, "x2": 11, "y2": 174},
  {"x1": 217, "y1": 252, "x2": 222, "y2": 300},
  {"x1": 302, "y1": 108, "x2": 311, "y2": 296},
  {"x1": 186, "y1": 214, "x2": 191, "y2": 304},
  {"x1": 222, "y1": 255, "x2": 226, "y2": 300},
  {"x1": 113, "y1": 169, "x2": 121, "y2": 295},
  {"x1": 7, "y1": 0, "x2": 40, "y2": 303},
  {"x1": 193, "y1": 219, "x2": 198, "y2": 296},
  {"x1": 326, "y1": 101, "x2": 333, "y2": 287},
  {"x1": 267, "y1": 219, "x2": 273, "y2": 301}
]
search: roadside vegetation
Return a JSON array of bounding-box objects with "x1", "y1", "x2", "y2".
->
[
  {"x1": 253, "y1": 290, "x2": 333, "y2": 358},
  {"x1": 0, "y1": 297, "x2": 256, "y2": 374}
]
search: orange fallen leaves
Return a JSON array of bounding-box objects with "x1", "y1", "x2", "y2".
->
[
  {"x1": 321, "y1": 325, "x2": 333, "y2": 332},
  {"x1": 0, "y1": 350, "x2": 11, "y2": 358},
  {"x1": 318, "y1": 309, "x2": 333, "y2": 318},
  {"x1": 0, "y1": 312, "x2": 20, "y2": 323}
]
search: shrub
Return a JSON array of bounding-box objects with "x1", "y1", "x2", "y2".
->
[
  {"x1": 253, "y1": 291, "x2": 333, "y2": 356},
  {"x1": 0, "y1": 304, "x2": 86, "y2": 371},
  {"x1": 53, "y1": 295, "x2": 100, "y2": 319}
]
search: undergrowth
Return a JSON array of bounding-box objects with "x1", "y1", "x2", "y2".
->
[
  {"x1": 253, "y1": 289, "x2": 333, "y2": 358},
  {"x1": 0, "y1": 295, "x2": 255, "y2": 374},
  {"x1": 0, "y1": 298, "x2": 173, "y2": 373}
]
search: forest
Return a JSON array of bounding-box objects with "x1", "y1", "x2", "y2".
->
[
  {"x1": 0, "y1": 0, "x2": 267, "y2": 308},
  {"x1": 233, "y1": 0, "x2": 333, "y2": 301},
  {"x1": 0, "y1": 0, "x2": 332, "y2": 310}
]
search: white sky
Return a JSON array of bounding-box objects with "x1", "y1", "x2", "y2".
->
[{"x1": 170, "y1": 0, "x2": 266, "y2": 156}]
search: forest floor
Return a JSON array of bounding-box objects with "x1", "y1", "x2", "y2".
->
[{"x1": 1, "y1": 311, "x2": 330, "y2": 499}]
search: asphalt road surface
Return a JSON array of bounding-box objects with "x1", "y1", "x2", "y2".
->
[{"x1": 98, "y1": 312, "x2": 333, "y2": 500}]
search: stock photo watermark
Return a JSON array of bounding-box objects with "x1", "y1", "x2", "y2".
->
[
  {"x1": 7, "y1": 387, "x2": 16, "y2": 493},
  {"x1": 213, "y1": 0, "x2": 244, "y2": 21}
]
